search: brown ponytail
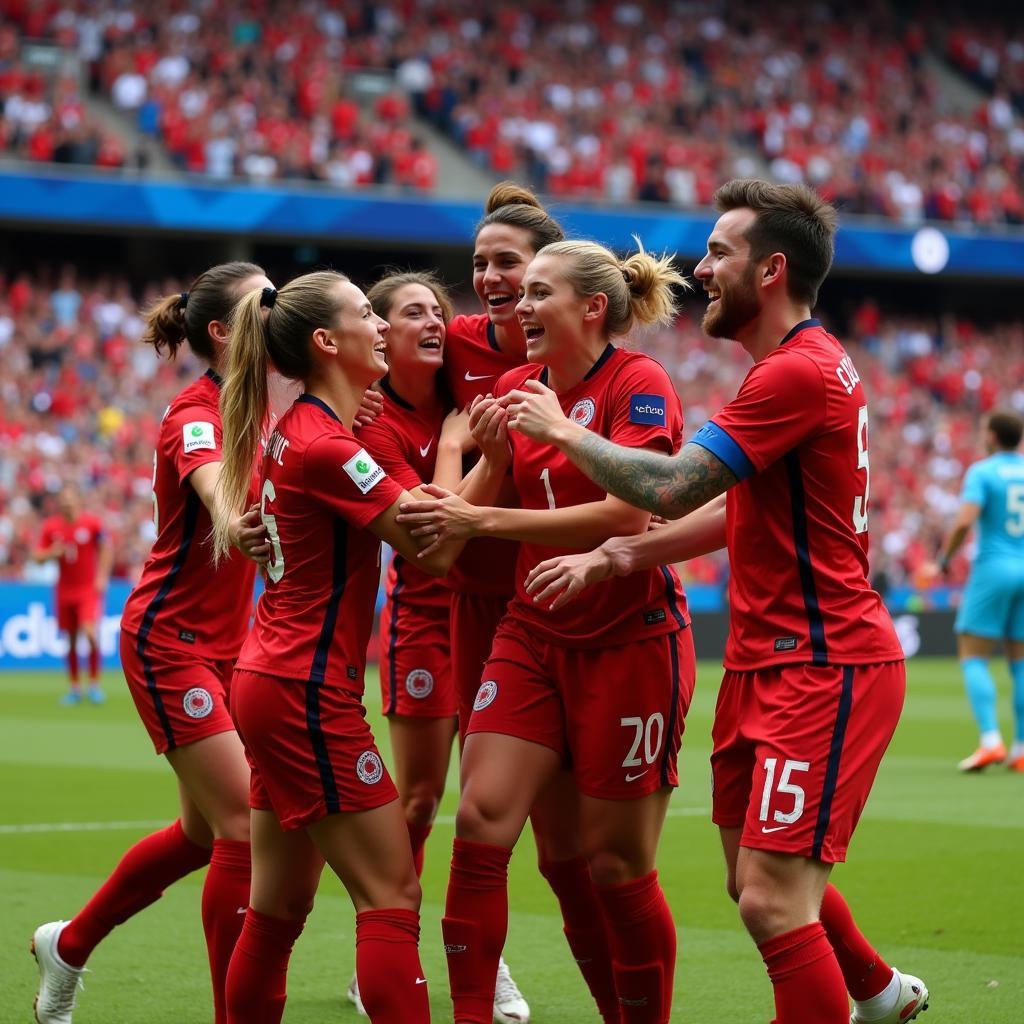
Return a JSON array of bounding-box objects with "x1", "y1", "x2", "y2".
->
[
  {"x1": 141, "y1": 261, "x2": 264, "y2": 363},
  {"x1": 476, "y1": 180, "x2": 564, "y2": 254}
]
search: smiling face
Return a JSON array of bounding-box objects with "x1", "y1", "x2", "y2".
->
[
  {"x1": 473, "y1": 223, "x2": 537, "y2": 326},
  {"x1": 694, "y1": 207, "x2": 764, "y2": 340},
  {"x1": 323, "y1": 280, "x2": 389, "y2": 387},
  {"x1": 514, "y1": 253, "x2": 591, "y2": 362},
  {"x1": 381, "y1": 282, "x2": 446, "y2": 375}
]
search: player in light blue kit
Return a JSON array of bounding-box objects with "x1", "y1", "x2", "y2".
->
[{"x1": 938, "y1": 410, "x2": 1024, "y2": 772}]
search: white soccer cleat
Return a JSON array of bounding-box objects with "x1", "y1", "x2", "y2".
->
[
  {"x1": 493, "y1": 955, "x2": 530, "y2": 1023},
  {"x1": 850, "y1": 968, "x2": 929, "y2": 1023},
  {"x1": 31, "y1": 921, "x2": 86, "y2": 1024},
  {"x1": 346, "y1": 972, "x2": 367, "y2": 1017}
]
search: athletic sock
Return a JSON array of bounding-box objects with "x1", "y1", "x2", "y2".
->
[
  {"x1": 58, "y1": 819, "x2": 211, "y2": 967},
  {"x1": 595, "y1": 870, "x2": 676, "y2": 1024},
  {"x1": 852, "y1": 969, "x2": 904, "y2": 1021},
  {"x1": 88, "y1": 642, "x2": 100, "y2": 681},
  {"x1": 758, "y1": 921, "x2": 849, "y2": 1024},
  {"x1": 408, "y1": 820, "x2": 432, "y2": 879},
  {"x1": 68, "y1": 647, "x2": 80, "y2": 685},
  {"x1": 1010, "y1": 661, "x2": 1024, "y2": 746},
  {"x1": 356, "y1": 908, "x2": 430, "y2": 1023},
  {"x1": 539, "y1": 857, "x2": 620, "y2": 1023},
  {"x1": 203, "y1": 839, "x2": 252, "y2": 1024},
  {"x1": 961, "y1": 657, "x2": 1001, "y2": 741},
  {"x1": 224, "y1": 908, "x2": 304, "y2": 1024},
  {"x1": 819, "y1": 883, "x2": 893, "y2": 999},
  {"x1": 442, "y1": 837, "x2": 512, "y2": 1024}
]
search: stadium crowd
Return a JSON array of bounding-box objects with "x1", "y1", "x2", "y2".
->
[
  {"x1": 3, "y1": 266, "x2": 1022, "y2": 591},
  {"x1": 2, "y1": 1, "x2": 1023, "y2": 223}
]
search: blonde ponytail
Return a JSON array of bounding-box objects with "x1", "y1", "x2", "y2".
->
[{"x1": 619, "y1": 243, "x2": 688, "y2": 329}]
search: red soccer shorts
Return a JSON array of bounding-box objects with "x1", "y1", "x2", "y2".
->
[
  {"x1": 232, "y1": 668, "x2": 399, "y2": 831},
  {"x1": 467, "y1": 616, "x2": 696, "y2": 800},
  {"x1": 450, "y1": 591, "x2": 512, "y2": 736},
  {"x1": 121, "y1": 629, "x2": 236, "y2": 755},
  {"x1": 711, "y1": 660, "x2": 906, "y2": 863},
  {"x1": 57, "y1": 590, "x2": 100, "y2": 632},
  {"x1": 378, "y1": 601, "x2": 456, "y2": 718}
]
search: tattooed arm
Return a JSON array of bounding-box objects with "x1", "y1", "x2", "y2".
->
[{"x1": 504, "y1": 379, "x2": 739, "y2": 518}]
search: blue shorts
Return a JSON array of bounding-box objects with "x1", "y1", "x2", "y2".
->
[{"x1": 955, "y1": 560, "x2": 1024, "y2": 641}]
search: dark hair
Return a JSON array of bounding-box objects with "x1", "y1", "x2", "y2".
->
[
  {"x1": 140, "y1": 261, "x2": 265, "y2": 361},
  {"x1": 988, "y1": 410, "x2": 1023, "y2": 450},
  {"x1": 366, "y1": 269, "x2": 454, "y2": 324},
  {"x1": 476, "y1": 181, "x2": 564, "y2": 253},
  {"x1": 713, "y1": 179, "x2": 837, "y2": 307},
  {"x1": 215, "y1": 270, "x2": 351, "y2": 560}
]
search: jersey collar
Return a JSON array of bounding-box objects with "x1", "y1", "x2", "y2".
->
[
  {"x1": 296, "y1": 393, "x2": 340, "y2": 422},
  {"x1": 538, "y1": 342, "x2": 616, "y2": 387},
  {"x1": 779, "y1": 318, "x2": 822, "y2": 346},
  {"x1": 379, "y1": 375, "x2": 415, "y2": 411},
  {"x1": 486, "y1": 320, "x2": 501, "y2": 352},
  {"x1": 204, "y1": 367, "x2": 224, "y2": 388}
]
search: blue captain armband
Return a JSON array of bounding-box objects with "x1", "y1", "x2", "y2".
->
[{"x1": 689, "y1": 421, "x2": 755, "y2": 481}]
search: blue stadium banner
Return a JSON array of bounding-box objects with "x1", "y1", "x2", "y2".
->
[{"x1": 1, "y1": 170, "x2": 1022, "y2": 278}]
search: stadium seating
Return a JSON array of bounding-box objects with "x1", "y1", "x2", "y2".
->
[{"x1": 3, "y1": 269, "x2": 1022, "y2": 592}]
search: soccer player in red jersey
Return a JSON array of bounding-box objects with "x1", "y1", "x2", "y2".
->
[
  {"x1": 213, "y1": 272, "x2": 488, "y2": 1024},
  {"x1": 32, "y1": 262, "x2": 274, "y2": 1024},
  {"x1": 398, "y1": 241, "x2": 696, "y2": 1024},
  {"x1": 509, "y1": 181, "x2": 929, "y2": 1024},
  {"x1": 34, "y1": 483, "x2": 112, "y2": 705}
]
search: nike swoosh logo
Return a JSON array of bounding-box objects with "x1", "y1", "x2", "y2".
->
[
  {"x1": 415, "y1": 978, "x2": 427, "y2": 985},
  {"x1": 761, "y1": 825, "x2": 788, "y2": 834},
  {"x1": 236, "y1": 907, "x2": 248, "y2": 914},
  {"x1": 624, "y1": 770, "x2": 649, "y2": 782},
  {"x1": 464, "y1": 371, "x2": 494, "y2": 381},
  {"x1": 419, "y1": 440, "x2": 433, "y2": 457}
]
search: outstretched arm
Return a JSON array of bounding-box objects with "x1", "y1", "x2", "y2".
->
[{"x1": 504, "y1": 381, "x2": 738, "y2": 518}]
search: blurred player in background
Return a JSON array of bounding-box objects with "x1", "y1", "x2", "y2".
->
[
  {"x1": 505, "y1": 181, "x2": 928, "y2": 1024},
  {"x1": 938, "y1": 409, "x2": 1024, "y2": 772},
  {"x1": 400, "y1": 240, "x2": 695, "y2": 1024},
  {"x1": 32, "y1": 262, "x2": 272, "y2": 1024},
  {"x1": 33, "y1": 482, "x2": 112, "y2": 704}
]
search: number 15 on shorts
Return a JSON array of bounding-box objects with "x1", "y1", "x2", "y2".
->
[{"x1": 759, "y1": 757, "x2": 809, "y2": 831}]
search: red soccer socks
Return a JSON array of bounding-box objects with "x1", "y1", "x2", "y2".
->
[
  {"x1": 758, "y1": 921, "x2": 849, "y2": 1024},
  {"x1": 58, "y1": 819, "x2": 210, "y2": 967},
  {"x1": 540, "y1": 856, "x2": 620, "y2": 1023},
  {"x1": 819, "y1": 883, "x2": 894, "y2": 1000},
  {"x1": 356, "y1": 908, "x2": 430, "y2": 1023},
  {"x1": 595, "y1": 870, "x2": 677, "y2": 1024},
  {"x1": 202, "y1": 838, "x2": 251, "y2": 1024},
  {"x1": 224, "y1": 908, "x2": 304, "y2": 1024},
  {"x1": 442, "y1": 837, "x2": 512, "y2": 1024}
]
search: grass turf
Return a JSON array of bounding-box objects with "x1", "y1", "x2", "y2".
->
[{"x1": 1, "y1": 658, "x2": 1021, "y2": 1022}]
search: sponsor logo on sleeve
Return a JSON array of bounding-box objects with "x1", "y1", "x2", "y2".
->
[
  {"x1": 342, "y1": 448, "x2": 386, "y2": 494},
  {"x1": 405, "y1": 668, "x2": 434, "y2": 699},
  {"x1": 356, "y1": 750, "x2": 384, "y2": 785},
  {"x1": 473, "y1": 679, "x2": 498, "y2": 711},
  {"x1": 569, "y1": 397, "x2": 596, "y2": 427},
  {"x1": 183, "y1": 421, "x2": 216, "y2": 453},
  {"x1": 183, "y1": 687, "x2": 214, "y2": 719},
  {"x1": 629, "y1": 394, "x2": 667, "y2": 426}
]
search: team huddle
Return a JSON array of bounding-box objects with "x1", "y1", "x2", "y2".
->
[{"x1": 31, "y1": 180, "x2": 931, "y2": 1024}]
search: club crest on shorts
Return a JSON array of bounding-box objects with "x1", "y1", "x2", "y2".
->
[
  {"x1": 473, "y1": 679, "x2": 498, "y2": 711},
  {"x1": 569, "y1": 397, "x2": 596, "y2": 427},
  {"x1": 356, "y1": 750, "x2": 384, "y2": 785},
  {"x1": 183, "y1": 687, "x2": 214, "y2": 719},
  {"x1": 405, "y1": 668, "x2": 434, "y2": 699}
]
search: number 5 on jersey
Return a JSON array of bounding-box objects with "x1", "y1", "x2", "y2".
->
[{"x1": 260, "y1": 479, "x2": 285, "y2": 583}]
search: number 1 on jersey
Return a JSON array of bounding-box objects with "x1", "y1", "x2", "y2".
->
[{"x1": 539, "y1": 467, "x2": 557, "y2": 510}]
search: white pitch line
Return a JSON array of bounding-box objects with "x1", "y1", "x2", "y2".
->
[{"x1": 0, "y1": 819, "x2": 168, "y2": 835}]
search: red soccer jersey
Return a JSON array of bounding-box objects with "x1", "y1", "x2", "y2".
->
[
  {"x1": 120, "y1": 370, "x2": 257, "y2": 661},
  {"x1": 496, "y1": 344, "x2": 690, "y2": 647},
  {"x1": 443, "y1": 313, "x2": 528, "y2": 596},
  {"x1": 235, "y1": 394, "x2": 404, "y2": 690},
  {"x1": 356, "y1": 377, "x2": 450, "y2": 611},
  {"x1": 39, "y1": 513, "x2": 104, "y2": 597},
  {"x1": 691, "y1": 319, "x2": 902, "y2": 670}
]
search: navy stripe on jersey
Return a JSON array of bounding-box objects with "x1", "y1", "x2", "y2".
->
[
  {"x1": 660, "y1": 632, "x2": 681, "y2": 787},
  {"x1": 659, "y1": 565, "x2": 687, "y2": 630},
  {"x1": 204, "y1": 367, "x2": 224, "y2": 388},
  {"x1": 779, "y1": 318, "x2": 821, "y2": 346},
  {"x1": 784, "y1": 451, "x2": 828, "y2": 664},
  {"x1": 486, "y1": 321, "x2": 500, "y2": 352},
  {"x1": 296, "y1": 393, "x2": 341, "y2": 421},
  {"x1": 305, "y1": 678, "x2": 341, "y2": 814},
  {"x1": 691, "y1": 421, "x2": 755, "y2": 481},
  {"x1": 812, "y1": 665, "x2": 855, "y2": 859},
  {"x1": 385, "y1": 558, "x2": 406, "y2": 714},
  {"x1": 135, "y1": 487, "x2": 202, "y2": 750},
  {"x1": 380, "y1": 376, "x2": 415, "y2": 411},
  {"x1": 538, "y1": 343, "x2": 616, "y2": 388}
]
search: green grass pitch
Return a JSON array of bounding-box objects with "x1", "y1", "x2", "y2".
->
[{"x1": 2, "y1": 658, "x2": 1022, "y2": 1023}]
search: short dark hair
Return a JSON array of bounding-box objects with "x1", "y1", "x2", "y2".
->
[
  {"x1": 713, "y1": 179, "x2": 838, "y2": 307},
  {"x1": 988, "y1": 410, "x2": 1023, "y2": 450}
]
